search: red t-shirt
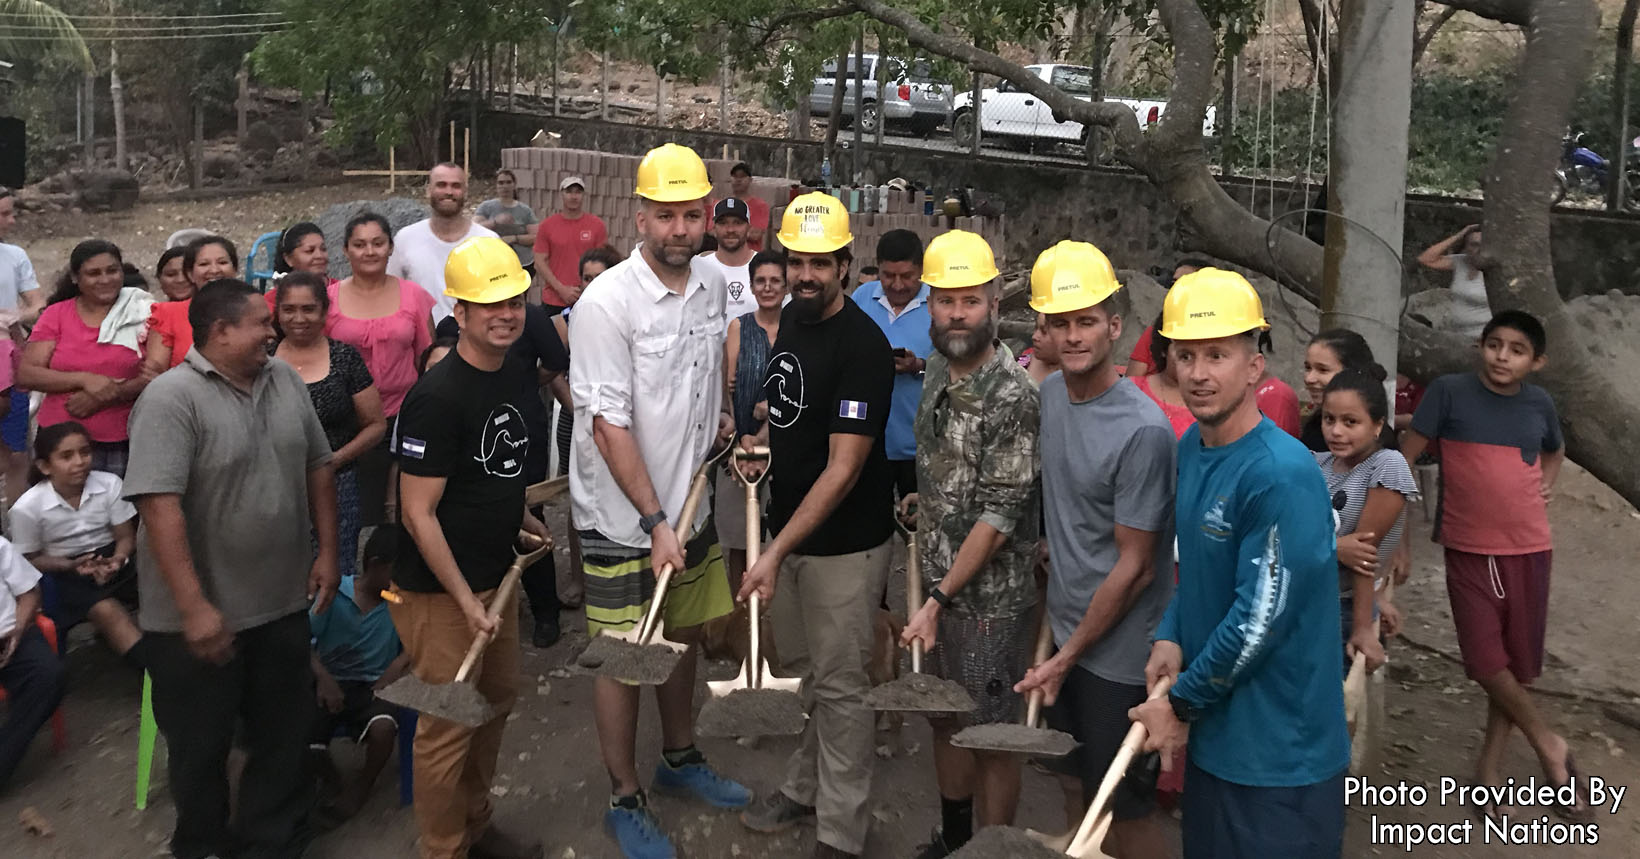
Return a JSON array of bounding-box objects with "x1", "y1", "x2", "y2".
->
[
  {"x1": 1257, "y1": 375, "x2": 1302, "y2": 437},
  {"x1": 1129, "y1": 325, "x2": 1156, "y2": 368},
  {"x1": 1132, "y1": 373, "x2": 1196, "y2": 439},
  {"x1": 533, "y1": 213, "x2": 608, "y2": 305},
  {"x1": 147, "y1": 300, "x2": 193, "y2": 370}
]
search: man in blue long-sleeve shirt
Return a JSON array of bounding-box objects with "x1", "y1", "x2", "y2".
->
[{"x1": 1129, "y1": 268, "x2": 1348, "y2": 859}]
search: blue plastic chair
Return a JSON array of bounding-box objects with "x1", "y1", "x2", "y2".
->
[{"x1": 245, "y1": 230, "x2": 283, "y2": 290}]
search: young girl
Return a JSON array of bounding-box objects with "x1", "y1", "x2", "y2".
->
[
  {"x1": 1316, "y1": 365, "x2": 1419, "y2": 674},
  {"x1": 10, "y1": 422, "x2": 143, "y2": 665},
  {"x1": 1301, "y1": 328, "x2": 1378, "y2": 452}
]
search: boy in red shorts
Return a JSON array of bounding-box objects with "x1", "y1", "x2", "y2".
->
[{"x1": 1401, "y1": 309, "x2": 1589, "y2": 821}]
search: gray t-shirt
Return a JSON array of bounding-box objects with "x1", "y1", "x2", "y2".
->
[
  {"x1": 124, "y1": 348, "x2": 333, "y2": 633},
  {"x1": 1040, "y1": 373, "x2": 1177, "y2": 686},
  {"x1": 475, "y1": 199, "x2": 538, "y2": 266},
  {"x1": 0, "y1": 242, "x2": 39, "y2": 311}
]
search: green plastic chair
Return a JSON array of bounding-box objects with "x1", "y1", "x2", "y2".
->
[{"x1": 135, "y1": 672, "x2": 157, "y2": 810}]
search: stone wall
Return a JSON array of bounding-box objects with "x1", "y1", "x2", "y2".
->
[{"x1": 480, "y1": 111, "x2": 1640, "y2": 300}]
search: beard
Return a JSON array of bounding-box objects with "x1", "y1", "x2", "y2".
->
[
  {"x1": 649, "y1": 240, "x2": 699, "y2": 270},
  {"x1": 789, "y1": 279, "x2": 832, "y2": 323},
  {"x1": 931, "y1": 313, "x2": 997, "y2": 361},
  {"x1": 432, "y1": 195, "x2": 464, "y2": 216},
  {"x1": 1189, "y1": 387, "x2": 1248, "y2": 428}
]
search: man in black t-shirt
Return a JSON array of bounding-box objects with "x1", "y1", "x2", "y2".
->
[
  {"x1": 389, "y1": 237, "x2": 549, "y2": 859},
  {"x1": 435, "y1": 301, "x2": 570, "y2": 647},
  {"x1": 736, "y1": 194, "x2": 894, "y2": 859}
]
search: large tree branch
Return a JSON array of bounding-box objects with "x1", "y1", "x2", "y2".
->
[
  {"x1": 1413, "y1": 6, "x2": 1460, "y2": 67},
  {"x1": 1426, "y1": 0, "x2": 1529, "y2": 25}
]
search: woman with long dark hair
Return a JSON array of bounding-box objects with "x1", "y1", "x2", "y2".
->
[
  {"x1": 143, "y1": 235, "x2": 240, "y2": 372},
  {"x1": 18, "y1": 240, "x2": 153, "y2": 475}
]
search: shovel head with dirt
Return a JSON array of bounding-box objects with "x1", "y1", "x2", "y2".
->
[
  {"x1": 572, "y1": 451, "x2": 717, "y2": 685},
  {"x1": 951, "y1": 678, "x2": 1172, "y2": 859},
  {"x1": 865, "y1": 525, "x2": 975, "y2": 714},
  {"x1": 949, "y1": 614, "x2": 1078, "y2": 758},
  {"x1": 376, "y1": 525, "x2": 555, "y2": 728},
  {"x1": 698, "y1": 447, "x2": 805, "y2": 738}
]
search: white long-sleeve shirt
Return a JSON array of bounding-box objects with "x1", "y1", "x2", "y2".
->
[{"x1": 568, "y1": 251, "x2": 726, "y2": 549}]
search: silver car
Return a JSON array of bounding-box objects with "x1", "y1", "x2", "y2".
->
[{"x1": 809, "y1": 54, "x2": 953, "y2": 137}]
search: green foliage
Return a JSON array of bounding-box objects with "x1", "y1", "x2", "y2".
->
[
  {"x1": 253, "y1": 0, "x2": 559, "y2": 157},
  {"x1": 0, "y1": 0, "x2": 93, "y2": 72}
]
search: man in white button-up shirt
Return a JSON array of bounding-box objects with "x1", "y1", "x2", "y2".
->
[{"x1": 568, "y1": 143, "x2": 749, "y2": 859}]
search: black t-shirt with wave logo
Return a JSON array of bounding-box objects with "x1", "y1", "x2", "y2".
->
[
  {"x1": 763, "y1": 298, "x2": 895, "y2": 556},
  {"x1": 392, "y1": 351, "x2": 529, "y2": 593}
]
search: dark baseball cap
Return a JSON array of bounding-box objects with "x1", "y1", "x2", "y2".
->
[{"x1": 714, "y1": 197, "x2": 751, "y2": 222}]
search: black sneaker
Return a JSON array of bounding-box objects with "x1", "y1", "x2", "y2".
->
[
  {"x1": 532, "y1": 617, "x2": 561, "y2": 648},
  {"x1": 912, "y1": 828, "x2": 953, "y2": 859},
  {"x1": 739, "y1": 790, "x2": 816, "y2": 833}
]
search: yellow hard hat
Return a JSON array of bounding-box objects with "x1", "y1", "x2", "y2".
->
[
  {"x1": 1028, "y1": 240, "x2": 1121, "y2": 314},
  {"x1": 635, "y1": 143, "x2": 712, "y2": 202},
  {"x1": 444, "y1": 236, "x2": 531, "y2": 304},
  {"x1": 777, "y1": 192, "x2": 853, "y2": 254},
  {"x1": 923, "y1": 230, "x2": 999, "y2": 289},
  {"x1": 1159, "y1": 267, "x2": 1271, "y2": 340}
]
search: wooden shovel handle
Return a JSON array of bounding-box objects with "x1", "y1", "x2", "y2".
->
[
  {"x1": 1068, "y1": 677, "x2": 1173, "y2": 853},
  {"x1": 636, "y1": 460, "x2": 712, "y2": 644},
  {"x1": 1024, "y1": 613, "x2": 1055, "y2": 728},
  {"x1": 453, "y1": 557, "x2": 526, "y2": 684}
]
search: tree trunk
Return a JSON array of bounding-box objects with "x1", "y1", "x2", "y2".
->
[
  {"x1": 191, "y1": 99, "x2": 203, "y2": 189},
  {"x1": 1220, "y1": 50, "x2": 1238, "y2": 171},
  {"x1": 1608, "y1": 0, "x2": 1638, "y2": 211},
  {"x1": 83, "y1": 72, "x2": 95, "y2": 165},
  {"x1": 236, "y1": 62, "x2": 249, "y2": 141},
  {"x1": 1324, "y1": 0, "x2": 1414, "y2": 386},
  {"x1": 1472, "y1": 0, "x2": 1640, "y2": 510},
  {"x1": 110, "y1": 42, "x2": 127, "y2": 171},
  {"x1": 852, "y1": 28, "x2": 865, "y2": 181},
  {"x1": 824, "y1": 50, "x2": 848, "y2": 160}
]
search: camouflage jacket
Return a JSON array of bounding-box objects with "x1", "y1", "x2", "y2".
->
[{"x1": 913, "y1": 343, "x2": 1041, "y2": 617}]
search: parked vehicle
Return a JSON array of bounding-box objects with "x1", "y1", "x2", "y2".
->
[
  {"x1": 1551, "y1": 131, "x2": 1640, "y2": 209},
  {"x1": 950, "y1": 63, "x2": 1217, "y2": 150},
  {"x1": 808, "y1": 54, "x2": 954, "y2": 137}
]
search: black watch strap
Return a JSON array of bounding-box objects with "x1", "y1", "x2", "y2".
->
[
  {"x1": 929, "y1": 586, "x2": 952, "y2": 608},
  {"x1": 638, "y1": 509, "x2": 668, "y2": 535},
  {"x1": 1168, "y1": 690, "x2": 1199, "y2": 723}
]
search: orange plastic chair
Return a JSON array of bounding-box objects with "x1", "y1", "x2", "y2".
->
[{"x1": 0, "y1": 614, "x2": 67, "y2": 753}]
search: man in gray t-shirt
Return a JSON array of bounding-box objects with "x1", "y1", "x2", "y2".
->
[
  {"x1": 1014, "y1": 242, "x2": 1174, "y2": 854},
  {"x1": 124, "y1": 280, "x2": 338, "y2": 859}
]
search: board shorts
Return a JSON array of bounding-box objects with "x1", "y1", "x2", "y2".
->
[
  {"x1": 44, "y1": 543, "x2": 137, "y2": 632},
  {"x1": 580, "y1": 520, "x2": 733, "y2": 637},
  {"x1": 1042, "y1": 663, "x2": 1160, "y2": 822},
  {"x1": 1444, "y1": 548, "x2": 1551, "y2": 683},
  {"x1": 1181, "y1": 761, "x2": 1345, "y2": 859},
  {"x1": 310, "y1": 680, "x2": 401, "y2": 746},
  {"x1": 925, "y1": 607, "x2": 1033, "y2": 726}
]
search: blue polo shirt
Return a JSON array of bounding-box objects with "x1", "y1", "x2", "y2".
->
[
  {"x1": 310, "y1": 576, "x2": 402, "y2": 685},
  {"x1": 851, "y1": 281, "x2": 932, "y2": 461},
  {"x1": 1157, "y1": 417, "x2": 1349, "y2": 787}
]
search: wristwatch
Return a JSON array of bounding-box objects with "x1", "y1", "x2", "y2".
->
[
  {"x1": 928, "y1": 586, "x2": 952, "y2": 608},
  {"x1": 1168, "y1": 690, "x2": 1200, "y2": 723},
  {"x1": 638, "y1": 509, "x2": 668, "y2": 536}
]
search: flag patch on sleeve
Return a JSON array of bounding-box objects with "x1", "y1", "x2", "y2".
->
[
  {"x1": 839, "y1": 400, "x2": 868, "y2": 420},
  {"x1": 399, "y1": 437, "x2": 427, "y2": 460}
]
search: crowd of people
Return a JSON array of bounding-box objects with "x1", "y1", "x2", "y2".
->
[{"x1": 0, "y1": 139, "x2": 1593, "y2": 859}]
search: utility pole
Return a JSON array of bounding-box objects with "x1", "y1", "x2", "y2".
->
[
  {"x1": 1325, "y1": 0, "x2": 1414, "y2": 387},
  {"x1": 1609, "y1": 0, "x2": 1638, "y2": 211}
]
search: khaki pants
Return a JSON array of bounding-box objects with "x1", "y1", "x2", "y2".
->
[
  {"x1": 770, "y1": 541, "x2": 892, "y2": 855},
  {"x1": 389, "y1": 588, "x2": 519, "y2": 859}
]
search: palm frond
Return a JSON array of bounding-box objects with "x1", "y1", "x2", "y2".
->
[{"x1": 0, "y1": 0, "x2": 94, "y2": 73}]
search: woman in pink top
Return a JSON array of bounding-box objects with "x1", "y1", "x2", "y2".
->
[
  {"x1": 18, "y1": 240, "x2": 152, "y2": 476},
  {"x1": 1130, "y1": 313, "x2": 1196, "y2": 439},
  {"x1": 328, "y1": 212, "x2": 434, "y2": 524}
]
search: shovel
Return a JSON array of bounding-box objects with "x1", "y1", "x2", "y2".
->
[
  {"x1": 949, "y1": 613, "x2": 1079, "y2": 758},
  {"x1": 948, "y1": 678, "x2": 1173, "y2": 859},
  {"x1": 697, "y1": 446, "x2": 806, "y2": 738},
  {"x1": 573, "y1": 450, "x2": 718, "y2": 685},
  {"x1": 865, "y1": 523, "x2": 975, "y2": 714},
  {"x1": 377, "y1": 513, "x2": 556, "y2": 728}
]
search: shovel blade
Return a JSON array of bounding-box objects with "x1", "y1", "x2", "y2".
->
[
  {"x1": 697, "y1": 687, "x2": 807, "y2": 738},
  {"x1": 949, "y1": 723, "x2": 1079, "y2": 757},
  {"x1": 865, "y1": 674, "x2": 975, "y2": 713},
  {"x1": 375, "y1": 674, "x2": 494, "y2": 728},
  {"x1": 572, "y1": 633, "x2": 686, "y2": 685}
]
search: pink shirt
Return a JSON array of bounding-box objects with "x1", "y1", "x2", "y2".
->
[
  {"x1": 325, "y1": 279, "x2": 433, "y2": 417},
  {"x1": 0, "y1": 339, "x2": 15, "y2": 392},
  {"x1": 30, "y1": 300, "x2": 144, "y2": 442}
]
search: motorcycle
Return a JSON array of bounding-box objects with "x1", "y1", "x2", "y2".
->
[{"x1": 1552, "y1": 131, "x2": 1608, "y2": 203}]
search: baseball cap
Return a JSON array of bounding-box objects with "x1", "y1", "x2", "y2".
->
[
  {"x1": 714, "y1": 197, "x2": 751, "y2": 221},
  {"x1": 560, "y1": 175, "x2": 586, "y2": 191}
]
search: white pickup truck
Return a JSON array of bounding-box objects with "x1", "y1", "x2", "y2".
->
[{"x1": 951, "y1": 63, "x2": 1217, "y2": 149}]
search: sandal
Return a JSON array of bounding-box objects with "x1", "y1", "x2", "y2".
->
[
  {"x1": 1469, "y1": 782, "x2": 1506, "y2": 825},
  {"x1": 1552, "y1": 750, "x2": 1596, "y2": 823}
]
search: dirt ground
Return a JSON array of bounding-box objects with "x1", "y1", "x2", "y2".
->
[{"x1": 4, "y1": 184, "x2": 1640, "y2": 857}]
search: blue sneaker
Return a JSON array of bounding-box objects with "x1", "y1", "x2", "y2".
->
[
  {"x1": 604, "y1": 804, "x2": 675, "y2": 859},
  {"x1": 651, "y1": 760, "x2": 754, "y2": 809}
]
